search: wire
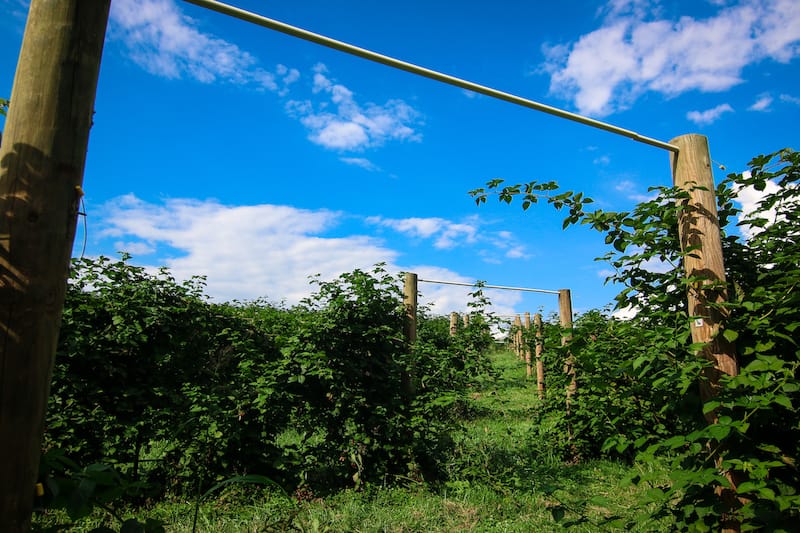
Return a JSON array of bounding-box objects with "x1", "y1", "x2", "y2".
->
[
  {"x1": 78, "y1": 197, "x2": 87, "y2": 259},
  {"x1": 418, "y1": 278, "x2": 561, "y2": 295}
]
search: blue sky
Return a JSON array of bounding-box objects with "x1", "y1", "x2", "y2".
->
[{"x1": 1, "y1": 0, "x2": 798, "y2": 319}]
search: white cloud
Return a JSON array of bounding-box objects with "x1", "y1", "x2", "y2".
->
[
  {"x1": 734, "y1": 172, "x2": 782, "y2": 239},
  {"x1": 95, "y1": 195, "x2": 522, "y2": 316},
  {"x1": 615, "y1": 178, "x2": 656, "y2": 202},
  {"x1": 686, "y1": 103, "x2": 734, "y2": 125},
  {"x1": 367, "y1": 216, "x2": 478, "y2": 249},
  {"x1": 286, "y1": 64, "x2": 422, "y2": 151},
  {"x1": 113, "y1": 240, "x2": 156, "y2": 255},
  {"x1": 748, "y1": 93, "x2": 774, "y2": 111},
  {"x1": 99, "y1": 194, "x2": 393, "y2": 303},
  {"x1": 780, "y1": 93, "x2": 800, "y2": 105},
  {"x1": 544, "y1": 0, "x2": 800, "y2": 116},
  {"x1": 340, "y1": 157, "x2": 381, "y2": 171},
  {"x1": 109, "y1": 0, "x2": 297, "y2": 93},
  {"x1": 366, "y1": 215, "x2": 531, "y2": 261}
]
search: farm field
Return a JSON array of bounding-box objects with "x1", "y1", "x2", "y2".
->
[{"x1": 33, "y1": 350, "x2": 668, "y2": 532}]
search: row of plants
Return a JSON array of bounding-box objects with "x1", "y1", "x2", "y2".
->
[
  {"x1": 39, "y1": 257, "x2": 501, "y2": 529},
  {"x1": 473, "y1": 148, "x2": 799, "y2": 531}
]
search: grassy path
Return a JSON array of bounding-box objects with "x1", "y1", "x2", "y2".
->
[{"x1": 35, "y1": 350, "x2": 664, "y2": 532}]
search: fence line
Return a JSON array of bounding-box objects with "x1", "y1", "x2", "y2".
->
[{"x1": 417, "y1": 278, "x2": 560, "y2": 295}]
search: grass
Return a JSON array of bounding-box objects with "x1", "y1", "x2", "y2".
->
[{"x1": 33, "y1": 350, "x2": 669, "y2": 532}]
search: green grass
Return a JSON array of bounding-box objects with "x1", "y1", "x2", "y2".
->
[{"x1": 33, "y1": 350, "x2": 670, "y2": 532}]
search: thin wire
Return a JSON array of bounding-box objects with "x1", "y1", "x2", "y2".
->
[
  {"x1": 418, "y1": 278, "x2": 561, "y2": 295},
  {"x1": 78, "y1": 197, "x2": 87, "y2": 259},
  {"x1": 182, "y1": 0, "x2": 679, "y2": 153}
]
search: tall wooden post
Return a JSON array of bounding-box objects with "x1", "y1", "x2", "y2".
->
[
  {"x1": 449, "y1": 312, "x2": 458, "y2": 336},
  {"x1": 670, "y1": 134, "x2": 739, "y2": 395},
  {"x1": 670, "y1": 134, "x2": 742, "y2": 531},
  {"x1": 534, "y1": 313, "x2": 545, "y2": 399},
  {"x1": 513, "y1": 314, "x2": 522, "y2": 359},
  {"x1": 524, "y1": 312, "x2": 532, "y2": 378},
  {"x1": 0, "y1": 2, "x2": 110, "y2": 530}
]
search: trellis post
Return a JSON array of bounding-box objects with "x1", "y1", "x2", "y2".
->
[
  {"x1": 0, "y1": 1, "x2": 111, "y2": 530},
  {"x1": 524, "y1": 312, "x2": 532, "y2": 377},
  {"x1": 670, "y1": 134, "x2": 743, "y2": 531},
  {"x1": 449, "y1": 312, "x2": 458, "y2": 336},
  {"x1": 534, "y1": 313, "x2": 545, "y2": 399}
]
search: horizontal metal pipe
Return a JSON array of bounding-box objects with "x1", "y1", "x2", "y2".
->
[
  {"x1": 418, "y1": 278, "x2": 560, "y2": 295},
  {"x1": 183, "y1": 0, "x2": 679, "y2": 153}
]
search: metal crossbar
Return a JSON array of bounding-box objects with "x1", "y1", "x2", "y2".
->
[{"x1": 183, "y1": 0, "x2": 679, "y2": 153}]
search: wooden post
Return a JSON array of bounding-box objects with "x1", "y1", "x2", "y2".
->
[
  {"x1": 534, "y1": 313, "x2": 545, "y2": 399},
  {"x1": 401, "y1": 272, "x2": 418, "y2": 400},
  {"x1": 513, "y1": 314, "x2": 522, "y2": 359},
  {"x1": 670, "y1": 134, "x2": 743, "y2": 530},
  {"x1": 524, "y1": 312, "x2": 532, "y2": 378},
  {"x1": 462, "y1": 313, "x2": 470, "y2": 328},
  {"x1": 0, "y1": 1, "x2": 110, "y2": 530},
  {"x1": 559, "y1": 289, "x2": 575, "y2": 391},
  {"x1": 670, "y1": 134, "x2": 739, "y2": 394},
  {"x1": 559, "y1": 289, "x2": 576, "y2": 445},
  {"x1": 449, "y1": 312, "x2": 458, "y2": 336},
  {"x1": 403, "y1": 272, "x2": 417, "y2": 344}
]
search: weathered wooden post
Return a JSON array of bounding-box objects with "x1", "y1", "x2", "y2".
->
[
  {"x1": 559, "y1": 289, "x2": 576, "y2": 444},
  {"x1": 463, "y1": 313, "x2": 470, "y2": 328},
  {"x1": 0, "y1": 1, "x2": 111, "y2": 530},
  {"x1": 401, "y1": 272, "x2": 418, "y2": 399},
  {"x1": 513, "y1": 314, "x2": 522, "y2": 359},
  {"x1": 559, "y1": 289, "x2": 575, "y2": 395},
  {"x1": 534, "y1": 313, "x2": 545, "y2": 399},
  {"x1": 524, "y1": 312, "x2": 532, "y2": 378},
  {"x1": 403, "y1": 272, "x2": 417, "y2": 345},
  {"x1": 449, "y1": 312, "x2": 458, "y2": 336},
  {"x1": 670, "y1": 134, "x2": 743, "y2": 531}
]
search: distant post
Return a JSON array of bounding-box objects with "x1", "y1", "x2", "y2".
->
[
  {"x1": 559, "y1": 289, "x2": 575, "y2": 397},
  {"x1": 403, "y1": 272, "x2": 418, "y2": 345},
  {"x1": 449, "y1": 312, "x2": 458, "y2": 336},
  {"x1": 534, "y1": 313, "x2": 545, "y2": 399},
  {"x1": 524, "y1": 312, "x2": 532, "y2": 377},
  {"x1": 513, "y1": 314, "x2": 522, "y2": 359},
  {"x1": 0, "y1": 1, "x2": 111, "y2": 530}
]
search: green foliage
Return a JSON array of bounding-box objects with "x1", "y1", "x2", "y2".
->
[
  {"x1": 47, "y1": 256, "x2": 501, "y2": 522},
  {"x1": 0, "y1": 97, "x2": 8, "y2": 117},
  {"x1": 473, "y1": 148, "x2": 800, "y2": 530}
]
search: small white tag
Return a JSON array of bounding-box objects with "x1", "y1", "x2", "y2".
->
[{"x1": 694, "y1": 318, "x2": 704, "y2": 328}]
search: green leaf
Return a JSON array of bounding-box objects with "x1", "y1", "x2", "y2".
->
[{"x1": 722, "y1": 329, "x2": 738, "y2": 342}]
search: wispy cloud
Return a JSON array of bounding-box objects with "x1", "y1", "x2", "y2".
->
[
  {"x1": 365, "y1": 215, "x2": 530, "y2": 260},
  {"x1": 286, "y1": 64, "x2": 422, "y2": 151},
  {"x1": 543, "y1": 0, "x2": 800, "y2": 116},
  {"x1": 748, "y1": 93, "x2": 774, "y2": 111},
  {"x1": 366, "y1": 216, "x2": 476, "y2": 249},
  {"x1": 109, "y1": 0, "x2": 297, "y2": 92},
  {"x1": 781, "y1": 94, "x2": 800, "y2": 105},
  {"x1": 340, "y1": 157, "x2": 381, "y2": 171},
  {"x1": 615, "y1": 179, "x2": 656, "y2": 202},
  {"x1": 686, "y1": 103, "x2": 734, "y2": 125},
  {"x1": 108, "y1": 0, "x2": 419, "y2": 156}
]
